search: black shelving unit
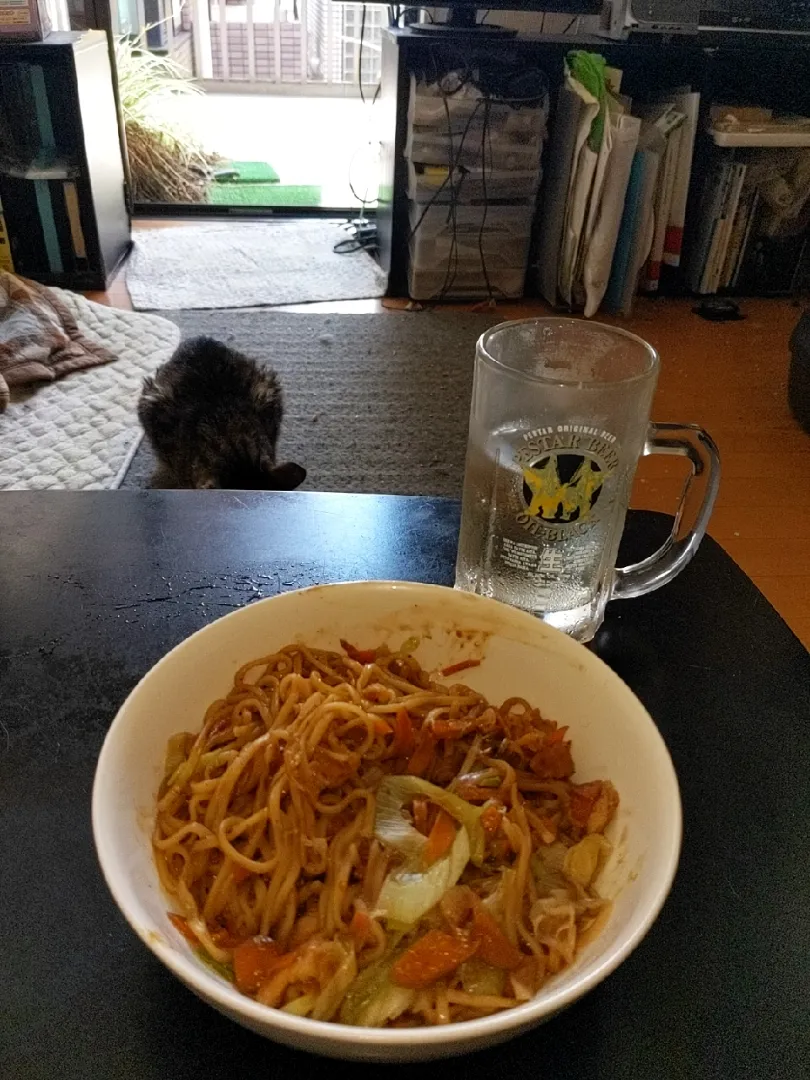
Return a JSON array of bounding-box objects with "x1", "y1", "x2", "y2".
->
[
  {"x1": 0, "y1": 30, "x2": 130, "y2": 290},
  {"x1": 378, "y1": 27, "x2": 810, "y2": 299}
]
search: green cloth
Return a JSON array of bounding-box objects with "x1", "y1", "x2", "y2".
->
[
  {"x1": 212, "y1": 160, "x2": 280, "y2": 184},
  {"x1": 207, "y1": 182, "x2": 322, "y2": 207},
  {"x1": 567, "y1": 50, "x2": 607, "y2": 151}
]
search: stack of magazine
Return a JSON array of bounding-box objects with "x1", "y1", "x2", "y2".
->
[
  {"x1": 684, "y1": 107, "x2": 810, "y2": 297},
  {"x1": 536, "y1": 58, "x2": 810, "y2": 310},
  {"x1": 536, "y1": 51, "x2": 699, "y2": 316}
]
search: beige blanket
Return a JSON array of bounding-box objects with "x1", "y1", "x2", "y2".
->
[{"x1": 0, "y1": 271, "x2": 115, "y2": 410}]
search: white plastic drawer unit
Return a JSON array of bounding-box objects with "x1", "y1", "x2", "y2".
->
[
  {"x1": 408, "y1": 75, "x2": 548, "y2": 139},
  {"x1": 407, "y1": 264, "x2": 527, "y2": 301},
  {"x1": 405, "y1": 129, "x2": 544, "y2": 172},
  {"x1": 408, "y1": 202, "x2": 534, "y2": 269},
  {"x1": 407, "y1": 160, "x2": 542, "y2": 204}
]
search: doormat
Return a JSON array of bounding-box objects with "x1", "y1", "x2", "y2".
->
[
  {"x1": 213, "y1": 160, "x2": 280, "y2": 184},
  {"x1": 125, "y1": 220, "x2": 387, "y2": 311},
  {"x1": 120, "y1": 309, "x2": 499, "y2": 493},
  {"x1": 207, "y1": 183, "x2": 322, "y2": 207}
]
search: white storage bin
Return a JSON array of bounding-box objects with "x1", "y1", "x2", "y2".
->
[
  {"x1": 409, "y1": 76, "x2": 547, "y2": 140},
  {"x1": 408, "y1": 201, "x2": 534, "y2": 270},
  {"x1": 405, "y1": 128, "x2": 543, "y2": 172},
  {"x1": 407, "y1": 160, "x2": 541, "y2": 204},
  {"x1": 408, "y1": 263, "x2": 527, "y2": 301}
]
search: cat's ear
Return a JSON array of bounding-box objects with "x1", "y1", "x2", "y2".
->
[{"x1": 265, "y1": 461, "x2": 306, "y2": 491}]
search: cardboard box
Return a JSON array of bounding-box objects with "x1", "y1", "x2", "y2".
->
[{"x1": 0, "y1": 0, "x2": 51, "y2": 41}]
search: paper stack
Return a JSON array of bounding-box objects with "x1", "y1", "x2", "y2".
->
[{"x1": 536, "y1": 53, "x2": 701, "y2": 317}]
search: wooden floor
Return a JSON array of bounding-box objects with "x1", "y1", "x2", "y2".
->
[{"x1": 89, "y1": 220, "x2": 810, "y2": 647}]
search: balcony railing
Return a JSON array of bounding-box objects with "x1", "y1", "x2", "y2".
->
[{"x1": 186, "y1": 0, "x2": 383, "y2": 90}]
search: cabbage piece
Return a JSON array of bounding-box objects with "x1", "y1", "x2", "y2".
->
[
  {"x1": 376, "y1": 824, "x2": 470, "y2": 929},
  {"x1": 281, "y1": 993, "x2": 316, "y2": 1016},
  {"x1": 459, "y1": 958, "x2": 506, "y2": 998},
  {"x1": 562, "y1": 835, "x2": 611, "y2": 887},
  {"x1": 531, "y1": 842, "x2": 569, "y2": 894},
  {"x1": 339, "y1": 946, "x2": 414, "y2": 1027},
  {"x1": 373, "y1": 779, "x2": 428, "y2": 862},
  {"x1": 374, "y1": 775, "x2": 485, "y2": 866}
]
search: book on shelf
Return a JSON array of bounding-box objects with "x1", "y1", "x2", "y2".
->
[
  {"x1": 664, "y1": 90, "x2": 700, "y2": 268},
  {"x1": 640, "y1": 115, "x2": 684, "y2": 293},
  {"x1": 603, "y1": 128, "x2": 663, "y2": 315},
  {"x1": 731, "y1": 190, "x2": 760, "y2": 289},
  {"x1": 685, "y1": 160, "x2": 731, "y2": 294}
]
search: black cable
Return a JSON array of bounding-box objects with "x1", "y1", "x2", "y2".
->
[
  {"x1": 408, "y1": 45, "x2": 550, "y2": 303},
  {"x1": 394, "y1": 5, "x2": 434, "y2": 25},
  {"x1": 406, "y1": 99, "x2": 482, "y2": 248},
  {"x1": 478, "y1": 95, "x2": 494, "y2": 302},
  {"x1": 358, "y1": 4, "x2": 367, "y2": 106}
]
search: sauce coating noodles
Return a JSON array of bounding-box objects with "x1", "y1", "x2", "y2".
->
[{"x1": 154, "y1": 641, "x2": 619, "y2": 1026}]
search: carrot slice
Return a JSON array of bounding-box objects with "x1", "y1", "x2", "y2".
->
[
  {"x1": 545, "y1": 725, "x2": 569, "y2": 745},
  {"x1": 391, "y1": 930, "x2": 478, "y2": 990},
  {"x1": 529, "y1": 740, "x2": 574, "y2": 780},
  {"x1": 390, "y1": 707, "x2": 415, "y2": 757},
  {"x1": 349, "y1": 908, "x2": 373, "y2": 946},
  {"x1": 431, "y1": 718, "x2": 468, "y2": 740},
  {"x1": 412, "y1": 795, "x2": 430, "y2": 835},
  {"x1": 480, "y1": 804, "x2": 502, "y2": 835},
  {"x1": 168, "y1": 913, "x2": 198, "y2": 945},
  {"x1": 422, "y1": 809, "x2": 457, "y2": 868},
  {"x1": 232, "y1": 937, "x2": 292, "y2": 995},
  {"x1": 232, "y1": 863, "x2": 253, "y2": 884},
  {"x1": 440, "y1": 659, "x2": 481, "y2": 677},
  {"x1": 373, "y1": 717, "x2": 393, "y2": 735},
  {"x1": 568, "y1": 781, "x2": 604, "y2": 829},
  {"x1": 470, "y1": 910, "x2": 523, "y2": 970}
]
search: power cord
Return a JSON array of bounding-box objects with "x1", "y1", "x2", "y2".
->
[
  {"x1": 334, "y1": 217, "x2": 378, "y2": 255},
  {"x1": 407, "y1": 44, "x2": 550, "y2": 304}
]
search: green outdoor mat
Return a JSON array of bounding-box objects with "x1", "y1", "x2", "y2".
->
[
  {"x1": 212, "y1": 160, "x2": 280, "y2": 184},
  {"x1": 207, "y1": 183, "x2": 322, "y2": 207}
]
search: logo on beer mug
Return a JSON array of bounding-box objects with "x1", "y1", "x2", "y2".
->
[{"x1": 513, "y1": 425, "x2": 619, "y2": 542}]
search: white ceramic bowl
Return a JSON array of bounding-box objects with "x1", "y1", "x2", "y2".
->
[{"x1": 93, "y1": 581, "x2": 681, "y2": 1062}]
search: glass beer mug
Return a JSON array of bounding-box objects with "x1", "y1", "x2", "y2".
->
[{"x1": 455, "y1": 318, "x2": 720, "y2": 642}]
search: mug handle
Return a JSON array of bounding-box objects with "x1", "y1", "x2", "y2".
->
[{"x1": 612, "y1": 423, "x2": 721, "y2": 600}]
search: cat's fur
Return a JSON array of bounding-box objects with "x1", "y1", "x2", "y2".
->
[{"x1": 137, "y1": 336, "x2": 306, "y2": 490}]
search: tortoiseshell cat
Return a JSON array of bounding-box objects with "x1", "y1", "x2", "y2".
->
[{"x1": 138, "y1": 336, "x2": 306, "y2": 490}]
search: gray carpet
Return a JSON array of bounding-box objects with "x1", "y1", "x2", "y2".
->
[
  {"x1": 126, "y1": 222, "x2": 388, "y2": 311},
  {"x1": 121, "y1": 311, "x2": 501, "y2": 495}
]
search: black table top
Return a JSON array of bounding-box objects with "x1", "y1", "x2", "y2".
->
[{"x1": 1, "y1": 492, "x2": 808, "y2": 1080}]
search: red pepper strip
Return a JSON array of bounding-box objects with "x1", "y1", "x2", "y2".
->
[
  {"x1": 339, "y1": 639, "x2": 377, "y2": 664},
  {"x1": 440, "y1": 658, "x2": 482, "y2": 677},
  {"x1": 406, "y1": 727, "x2": 436, "y2": 776}
]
